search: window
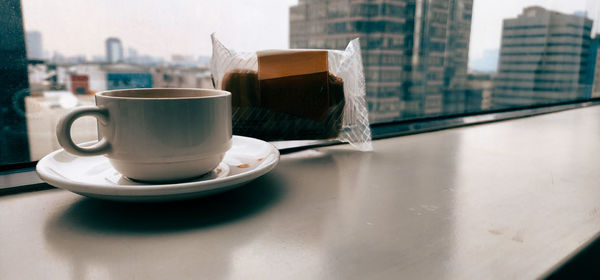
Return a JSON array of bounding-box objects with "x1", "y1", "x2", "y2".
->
[{"x1": 1, "y1": 0, "x2": 600, "y2": 167}]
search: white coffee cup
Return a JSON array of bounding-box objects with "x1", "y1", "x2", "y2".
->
[{"x1": 56, "y1": 88, "x2": 232, "y2": 182}]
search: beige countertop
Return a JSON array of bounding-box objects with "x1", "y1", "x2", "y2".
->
[{"x1": 2, "y1": 106, "x2": 600, "y2": 279}]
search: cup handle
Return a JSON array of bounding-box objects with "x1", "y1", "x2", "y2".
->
[{"x1": 56, "y1": 106, "x2": 111, "y2": 156}]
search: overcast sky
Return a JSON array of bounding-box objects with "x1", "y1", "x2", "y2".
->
[{"x1": 21, "y1": 0, "x2": 599, "y2": 62}]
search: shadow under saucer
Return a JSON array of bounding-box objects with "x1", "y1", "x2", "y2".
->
[{"x1": 46, "y1": 172, "x2": 285, "y2": 235}]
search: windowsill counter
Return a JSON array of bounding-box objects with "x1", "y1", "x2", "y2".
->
[{"x1": 2, "y1": 106, "x2": 600, "y2": 279}]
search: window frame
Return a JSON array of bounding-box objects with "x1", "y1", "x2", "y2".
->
[{"x1": 2, "y1": 97, "x2": 599, "y2": 193}]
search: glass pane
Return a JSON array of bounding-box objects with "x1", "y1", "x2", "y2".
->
[
  {"x1": 1, "y1": 0, "x2": 599, "y2": 166},
  {"x1": 292, "y1": 0, "x2": 600, "y2": 122}
]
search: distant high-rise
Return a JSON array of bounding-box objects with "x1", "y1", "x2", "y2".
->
[
  {"x1": 25, "y1": 31, "x2": 43, "y2": 59},
  {"x1": 127, "y1": 47, "x2": 138, "y2": 63},
  {"x1": 105, "y1": 37, "x2": 124, "y2": 63},
  {"x1": 492, "y1": 6, "x2": 593, "y2": 108},
  {"x1": 290, "y1": 0, "x2": 473, "y2": 122}
]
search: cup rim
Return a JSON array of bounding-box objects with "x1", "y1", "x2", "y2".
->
[{"x1": 95, "y1": 88, "x2": 230, "y2": 100}]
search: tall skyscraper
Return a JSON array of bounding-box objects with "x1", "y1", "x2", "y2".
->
[
  {"x1": 290, "y1": 0, "x2": 473, "y2": 122},
  {"x1": 25, "y1": 31, "x2": 43, "y2": 60},
  {"x1": 0, "y1": 0, "x2": 30, "y2": 163},
  {"x1": 492, "y1": 6, "x2": 593, "y2": 108},
  {"x1": 105, "y1": 37, "x2": 124, "y2": 63},
  {"x1": 127, "y1": 47, "x2": 138, "y2": 63}
]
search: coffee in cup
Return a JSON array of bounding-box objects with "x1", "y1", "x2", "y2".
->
[{"x1": 56, "y1": 88, "x2": 232, "y2": 182}]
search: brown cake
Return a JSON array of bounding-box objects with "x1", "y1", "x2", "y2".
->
[{"x1": 221, "y1": 51, "x2": 345, "y2": 140}]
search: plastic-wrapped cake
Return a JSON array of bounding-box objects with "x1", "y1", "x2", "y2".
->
[{"x1": 211, "y1": 34, "x2": 372, "y2": 151}]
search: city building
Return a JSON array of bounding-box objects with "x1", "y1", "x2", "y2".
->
[
  {"x1": 492, "y1": 6, "x2": 594, "y2": 109},
  {"x1": 51, "y1": 51, "x2": 65, "y2": 64},
  {"x1": 127, "y1": 47, "x2": 138, "y2": 63},
  {"x1": 170, "y1": 54, "x2": 196, "y2": 67},
  {"x1": 152, "y1": 66, "x2": 213, "y2": 88},
  {"x1": 72, "y1": 64, "x2": 107, "y2": 93},
  {"x1": 25, "y1": 31, "x2": 43, "y2": 60},
  {"x1": 0, "y1": 0, "x2": 30, "y2": 163},
  {"x1": 92, "y1": 55, "x2": 106, "y2": 63},
  {"x1": 465, "y1": 73, "x2": 493, "y2": 112},
  {"x1": 104, "y1": 64, "x2": 152, "y2": 90},
  {"x1": 105, "y1": 37, "x2": 124, "y2": 63},
  {"x1": 68, "y1": 74, "x2": 90, "y2": 95},
  {"x1": 290, "y1": 0, "x2": 473, "y2": 122}
]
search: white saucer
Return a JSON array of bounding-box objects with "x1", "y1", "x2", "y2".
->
[{"x1": 36, "y1": 136, "x2": 280, "y2": 202}]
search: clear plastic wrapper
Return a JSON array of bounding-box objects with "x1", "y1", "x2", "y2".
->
[{"x1": 210, "y1": 34, "x2": 372, "y2": 151}]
